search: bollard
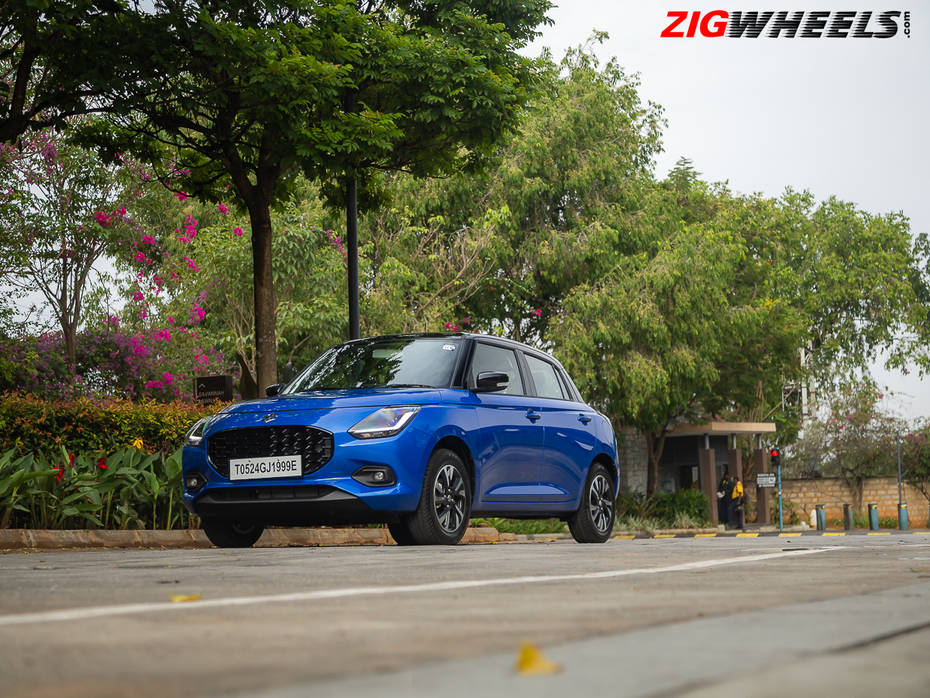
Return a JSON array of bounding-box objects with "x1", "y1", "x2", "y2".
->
[
  {"x1": 898, "y1": 503, "x2": 909, "y2": 531},
  {"x1": 843, "y1": 503, "x2": 854, "y2": 530},
  {"x1": 815, "y1": 504, "x2": 826, "y2": 531},
  {"x1": 868, "y1": 503, "x2": 879, "y2": 531}
]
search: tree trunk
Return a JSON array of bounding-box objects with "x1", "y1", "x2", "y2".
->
[
  {"x1": 235, "y1": 352, "x2": 259, "y2": 400},
  {"x1": 249, "y1": 201, "x2": 278, "y2": 394},
  {"x1": 645, "y1": 430, "x2": 668, "y2": 496}
]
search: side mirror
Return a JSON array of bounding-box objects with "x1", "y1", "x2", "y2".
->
[
  {"x1": 474, "y1": 371, "x2": 509, "y2": 393},
  {"x1": 265, "y1": 384, "x2": 281, "y2": 397}
]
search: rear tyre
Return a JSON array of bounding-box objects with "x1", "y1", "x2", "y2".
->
[
  {"x1": 568, "y1": 464, "x2": 615, "y2": 544},
  {"x1": 407, "y1": 448, "x2": 472, "y2": 545},
  {"x1": 202, "y1": 519, "x2": 265, "y2": 548},
  {"x1": 387, "y1": 521, "x2": 417, "y2": 546}
]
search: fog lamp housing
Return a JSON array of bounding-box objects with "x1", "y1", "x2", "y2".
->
[
  {"x1": 185, "y1": 473, "x2": 206, "y2": 493},
  {"x1": 352, "y1": 465, "x2": 396, "y2": 487}
]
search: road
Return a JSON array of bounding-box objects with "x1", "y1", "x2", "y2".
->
[{"x1": 1, "y1": 534, "x2": 929, "y2": 697}]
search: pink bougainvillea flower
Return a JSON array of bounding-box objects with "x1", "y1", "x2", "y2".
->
[
  {"x1": 133, "y1": 290, "x2": 144, "y2": 301},
  {"x1": 140, "y1": 235, "x2": 155, "y2": 244},
  {"x1": 162, "y1": 371, "x2": 174, "y2": 385},
  {"x1": 146, "y1": 379, "x2": 164, "y2": 389},
  {"x1": 139, "y1": 309, "x2": 148, "y2": 319},
  {"x1": 233, "y1": 226, "x2": 243, "y2": 237},
  {"x1": 174, "y1": 191, "x2": 189, "y2": 201},
  {"x1": 97, "y1": 457, "x2": 108, "y2": 470},
  {"x1": 95, "y1": 211, "x2": 111, "y2": 227},
  {"x1": 134, "y1": 252, "x2": 146, "y2": 263},
  {"x1": 116, "y1": 206, "x2": 127, "y2": 216},
  {"x1": 217, "y1": 203, "x2": 228, "y2": 214},
  {"x1": 189, "y1": 306, "x2": 206, "y2": 324},
  {"x1": 168, "y1": 316, "x2": 174, "y2": 325},
  {"x1": 533, "y1": 308, "x2": 542, "y2": 318}
]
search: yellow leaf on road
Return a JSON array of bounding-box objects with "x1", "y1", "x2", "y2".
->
[
  {"x1": 170, "y1": 594, "x2": 201, "y2": 603},
  {"x1": 515, "y1": 642, "x2": 561, "y2": 675}
]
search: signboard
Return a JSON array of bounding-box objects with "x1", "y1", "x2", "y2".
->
[
  {"x1": 194, "y1": 375, "x2": 233, "y2": 404},
  {"x1": 756, "y1": 472, "x2": 777, "y2": 488}
]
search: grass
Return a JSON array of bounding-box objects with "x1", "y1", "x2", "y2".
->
[{"x1": 472, "y1": 517, "x2": 567, "y2": 535}]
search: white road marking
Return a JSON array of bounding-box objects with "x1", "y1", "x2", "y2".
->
[{"x1": 0, "y1": 547, "x2": 842, "y2": 628}]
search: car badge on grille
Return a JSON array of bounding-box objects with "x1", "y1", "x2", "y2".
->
[{"x1": 262, "y1": 413, "x2": 277, "y2": 423}]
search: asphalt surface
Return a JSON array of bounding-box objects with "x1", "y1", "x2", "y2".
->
[{"x1": 1, "y1": 534, "x2": 929, "y2": 697}]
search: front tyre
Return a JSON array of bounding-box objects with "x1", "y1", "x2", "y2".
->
[
  {"x1": 202, "y1": 519, "x2": 265, "y2": 548},
  {"x1": 568, "y1": 464, "x2": 615, "y2": 544},
  {"x1": 406, "y1": 448, "x2": 472, "y2": 545}
]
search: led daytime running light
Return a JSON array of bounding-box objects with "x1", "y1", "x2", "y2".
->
[{"x1": 348, "y1": 406, "x2": 420, "y2": 439}]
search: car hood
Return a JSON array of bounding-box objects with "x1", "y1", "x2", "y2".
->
[{"x1": 217, "y1": 388, "x2": 444, "y2": 415}]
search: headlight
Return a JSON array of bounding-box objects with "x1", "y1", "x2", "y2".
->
[
  {"x1": 348, "y1": 406, "x2": 420, "y2": 439},
  {"x1": 185, "y1": 417, "x2": 211, "y2": 446}
]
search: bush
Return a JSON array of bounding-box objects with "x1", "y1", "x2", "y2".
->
[
  {"x1": 0, "y1": 393, "x2": 217, "y2": 458},
  {"x1": 651, "y1": 490, "x2": 709, "y2": 525},
  {"x1": 0, "y1": 445, "x2": 196, "y2": 529}
]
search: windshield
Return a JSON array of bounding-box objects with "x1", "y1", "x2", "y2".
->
[{"x1": 283, "y1": 337, "x2": 462, "y2": 393}]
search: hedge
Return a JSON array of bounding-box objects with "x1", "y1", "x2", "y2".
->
[{"x1": 0, "y1": 393, "x2": 219, "y2": 458}]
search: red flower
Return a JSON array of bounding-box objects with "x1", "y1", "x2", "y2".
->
[
  {"x1": 68, "y1": 453, "x2": 75, "y2": 468},
  {"x1": 54, "y1": 466, "x2": 64, "y2": 482},
  {"x1": 97, "y1": 457, "x2": 108, "y2": 470}
]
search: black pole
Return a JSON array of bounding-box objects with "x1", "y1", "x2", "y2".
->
[{"x1": 347, "y1": 175, "x2": 360, "y2": 340}]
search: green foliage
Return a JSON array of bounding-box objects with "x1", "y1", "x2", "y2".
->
[
  {"x1": 471, "y1": 517, "x2": 567, "y2": 535},
  {"x1": 0, "y1": 394, "x2": 214, "y2": 458},
  {"x1": 0, "y1": 445, "x2": 195, "y2": 530},
  {"x1": 788, "y1": 381, "x2": 902, "y2": 489},
  {"x1": 616, "y1": 489, "x2": 709, "y2": 528},
  {"x1": 903, "y1": 423, "x2": 930, "y2": 503},
  {"x1": 651, "y1": 490, "x2": 710, "y2": 525}
]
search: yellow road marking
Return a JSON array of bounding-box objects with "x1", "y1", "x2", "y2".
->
[
  {"x1": 613, "y1": 535, "x2": 636, "y2": 540},
  {"x1": 867, "y1": 532, "x2": 891, "y2": 536},
  {"x1": 653, "y1": 534, "x2": 676, "y2": 539},
  {"x1": 695, "y1": 533, "x2": 718, "y2": 538},
  {"x1": 822, "y1": 532, "x2": 846, "y2": 536},
  {"x1": 778, "y1": 533, "x2": 801, "y2": 537},
  {"x1": 736, "y1": 533, "x2": 758, "y2": 538},
  {"x1": 912, "y1": 531, "x2": 930, "y2": 535}
]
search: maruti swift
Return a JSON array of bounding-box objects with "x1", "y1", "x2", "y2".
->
[{"x1": 182, "y1": 333, "x2": 619, "y2": 546}]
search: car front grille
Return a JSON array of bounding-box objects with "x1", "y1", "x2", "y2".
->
[{"x1": 206, "y1": 426, "x2": 334, "y2": 478}]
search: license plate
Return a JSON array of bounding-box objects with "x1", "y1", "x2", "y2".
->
[{"x1": 229, "y1": 455, "x2": 302, "y2": 481}]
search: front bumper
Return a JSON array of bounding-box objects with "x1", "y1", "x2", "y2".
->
[{"x1": 182, "y1": 407, "x2": 435, "y2": 525}]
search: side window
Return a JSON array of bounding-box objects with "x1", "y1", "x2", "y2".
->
[
  {"x1": 469, "y1": 343, "x2": 524, "y2": 396},
  {"x1": 525, "y1": 354, "x2": 565, "y2": 400}
]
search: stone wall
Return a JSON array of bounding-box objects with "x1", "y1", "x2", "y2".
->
[
  {"x1": 781, "y1": 477, "x2": 929, "y2": 526},
  {"x1": 618, "y1": 426, "x2": 648, "y2": 493}
]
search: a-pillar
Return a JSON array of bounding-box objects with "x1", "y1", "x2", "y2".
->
[
  {"x1": 754, "y1": 436, "x2": 770, "y2": 524},
  {"x1": 699, "y1": 436, "x2": 717, "y2": 525}
]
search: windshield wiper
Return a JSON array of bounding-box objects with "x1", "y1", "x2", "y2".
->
[{"x1": 379, "y1": 383, "x2": 435, "y2": 389}]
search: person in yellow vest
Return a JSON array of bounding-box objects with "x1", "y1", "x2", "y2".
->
[{"x1": 728, "y1": 477, "x2": 744, "y2": 530}]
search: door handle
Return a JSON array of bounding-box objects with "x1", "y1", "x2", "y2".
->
[
  {"x1": 578, "y1": 414, "x2": 592, "y2": 424},
  {"x1": 526, "y1": 411, "x2": 541, "y2": 422}
]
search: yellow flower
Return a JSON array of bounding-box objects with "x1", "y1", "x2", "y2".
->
[{"x1": 132, "y1": 438, "x2": 144, "y2": 450}]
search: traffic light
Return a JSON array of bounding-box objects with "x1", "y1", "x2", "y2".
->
[{"x1": 769, "y1": 447, "x2": 781, "y2": 467}]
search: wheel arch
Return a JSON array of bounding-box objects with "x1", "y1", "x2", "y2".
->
[{"x1": 432, "y1": 434, "x2": 476, "y2": 499}]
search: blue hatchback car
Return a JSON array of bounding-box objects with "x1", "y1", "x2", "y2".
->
[{"x1": 182, "y1": 334, "x2": 619, "y2": 546}]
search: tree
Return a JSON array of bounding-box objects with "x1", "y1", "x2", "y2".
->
[
  {"x1": 553, "y1": 219, "x2": 798, "y2": 494},
  {"x1": 91, "y1": 0, "x2": 551, "y2": 395},
  {"x1": 789, "y1": 381, "x2": 903, "y2": 511},
  {"x1": 0, "y1": 126, "x2": 129, "y2": 368},
  {"x1": 366, "y1": 40, "x2": 664, "y2": 344},
  {"x1": 0, "y1": 1, "x2": 139, "y2": 142}
]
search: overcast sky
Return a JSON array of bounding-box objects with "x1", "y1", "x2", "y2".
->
[{"x1": 529, "y1": 1, "x2": 930, "y2": 420}]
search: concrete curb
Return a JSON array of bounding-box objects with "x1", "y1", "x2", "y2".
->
[
  {"x1": 0, "y1": 526, "x2": 505, "y2": 551},
  {"x1": 2, "y1": 526, "x2": 925, "y2": 550}
]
